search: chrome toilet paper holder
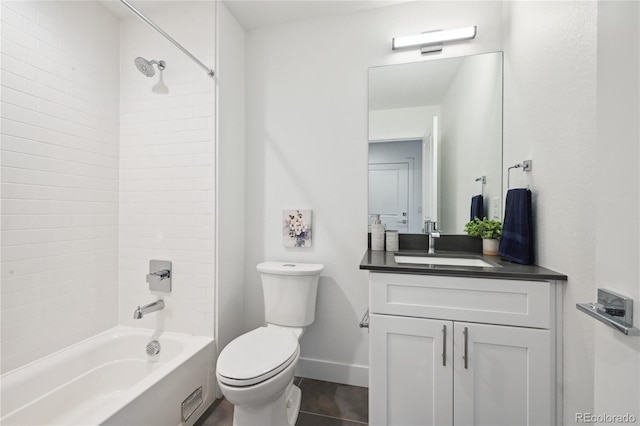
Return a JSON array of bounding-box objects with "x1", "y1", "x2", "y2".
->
[{"x1": 577, "y1": 288, "x2": 640, "y2": 336}]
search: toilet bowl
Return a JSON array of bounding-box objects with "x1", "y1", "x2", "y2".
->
[
  {"x1": 216, "y1": 262, "x2": 323, "y2": 426},
  {"x1": 216, "y1": 326, "x2": 301, "y2": 425}
]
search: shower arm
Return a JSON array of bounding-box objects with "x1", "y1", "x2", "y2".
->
[{"x1": 119, "y1": 0, "x2": 215, "y2": 78}]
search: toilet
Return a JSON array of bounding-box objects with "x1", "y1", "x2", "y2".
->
[{"x1": 216, "y1": 261, "x2": 323, "y2": 426}]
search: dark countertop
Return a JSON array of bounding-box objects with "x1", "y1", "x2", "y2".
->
[{"x1": 360, "y1": 249, "x2": 568, "y2": 281}]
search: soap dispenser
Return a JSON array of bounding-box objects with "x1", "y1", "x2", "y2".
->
[{"x1": 371, "y1": 214, "x2": 385, "y2": 251}]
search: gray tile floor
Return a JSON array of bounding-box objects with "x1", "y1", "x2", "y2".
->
[{"x1": 195, "y1": 378, "x2": 368, "y2": 426}]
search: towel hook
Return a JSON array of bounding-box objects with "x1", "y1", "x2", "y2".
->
[
  {"x1": 507, "y1": 160, "x2": 533, "y2": 189},
  {"x1": 507, "y1": 164, "x2": 521, "y2": 189},
  {"x1": 475, "y1": 175, "x2": 486, "y2": 197}
]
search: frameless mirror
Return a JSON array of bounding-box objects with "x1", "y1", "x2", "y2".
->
[{"x1": 368, "y1": 51, "x2": 503, "y2": 234}]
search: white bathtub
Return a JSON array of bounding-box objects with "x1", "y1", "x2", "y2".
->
[{"x1": 0, "y1": 326, "x2": 216, "y2": 426}]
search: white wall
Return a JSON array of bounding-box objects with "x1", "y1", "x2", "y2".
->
[
  {"x1": 440, "y1": 52, "x2": 502, "y2": 232},
  {"x1": 369, "y1": 106, "x2": 439, "y2": 141},
  {"x1": 216, "y1": 1, "x2": 246, "y2": 354},
  {"x1": 244, "y1": 1, "x2": 503, "y2": 386},
  {"x1": 244, "y1": 2, "x2": 626, "y2": 420},
  {"x1": 118, "y1": 2, "x2": 216, "y2": 336},
  {"x1": 502, "y1": 1, "x2": 598, "y2": 422},
  {"x1": 594, "y1": 0, "x2": 640, "y2": 419},
  {"x1": 1, "y1": 0, "x2": 120, "y2": 373}
]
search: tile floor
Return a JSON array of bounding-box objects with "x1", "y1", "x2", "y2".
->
[{"x1": 195, "y1": 378, "x2": 368, "y2": 426}]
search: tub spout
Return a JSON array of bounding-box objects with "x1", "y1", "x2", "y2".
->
[{"x1": 134, "y1": 300, "x2": 165, "y2": 319}]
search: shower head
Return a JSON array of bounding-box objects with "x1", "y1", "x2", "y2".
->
[{"x1": 134, "y1": 57, "x2": 166, "y2": 77}]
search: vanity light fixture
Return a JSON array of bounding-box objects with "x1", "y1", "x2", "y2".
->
[{"x1": 392, "y1": 26, "x2": 477, "y2": 54}]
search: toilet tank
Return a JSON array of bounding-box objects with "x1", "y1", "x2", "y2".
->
[{"x1": 257, "y1": 262, "x2": 323, "y2": 327}]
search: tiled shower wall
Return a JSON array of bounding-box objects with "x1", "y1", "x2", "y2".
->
[
  {"x1": 118, "y1": 2, "x2": 216, "y2": 336},
  {"x1": 1, "y1": 1, "x2": 120, "y2": 373},
  {"x1": 1, "y1": 0, "x2": 216, "y2": 373}
]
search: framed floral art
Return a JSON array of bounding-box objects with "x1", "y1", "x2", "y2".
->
[{"x1": 283, "y1": 209, "x2": 312, "y2": 247}]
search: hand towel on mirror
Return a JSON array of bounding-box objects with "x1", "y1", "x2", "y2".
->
[
  {"x1": 470, "y1": 195, "x2": 484, "y2": 221},
  {"x1": 498, "y1": 188, "x2": 533, "y2": 264}
]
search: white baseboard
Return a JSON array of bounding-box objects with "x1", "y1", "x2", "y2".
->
[{"x1": 295, "y1": 357, "x2": 369, "y2": 388}]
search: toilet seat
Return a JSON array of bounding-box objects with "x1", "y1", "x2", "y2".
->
[{"x1": 217, "y1": 327, "x2": 299, "y2": 387}]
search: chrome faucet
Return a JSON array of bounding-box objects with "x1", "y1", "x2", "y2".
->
[
  {"x1": 133, "y1": 300, "x2": 165, "y2": 319},
  {"x1": 147, "y1": 269, "x2": 170, "y2": 281},
  {"x1": 424, "y1": 220, "x2": 440, "y2": 254}
]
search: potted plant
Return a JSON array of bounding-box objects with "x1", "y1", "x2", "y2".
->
[{"x1": 464, "y1": 217, "x2": 502, "y2": 255}]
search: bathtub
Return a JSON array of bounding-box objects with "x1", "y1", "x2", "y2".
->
[{"x1": 0, "y1": 326, "x2": 216, "y2": 426}]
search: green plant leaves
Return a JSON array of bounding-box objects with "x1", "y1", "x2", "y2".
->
[{"x1": 464, "y1": 217, "x2": 502, "y2": 240}]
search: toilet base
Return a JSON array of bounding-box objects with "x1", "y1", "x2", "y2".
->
[{"x1": 232, "y1": 380, "x2": 301, "y2": 426}]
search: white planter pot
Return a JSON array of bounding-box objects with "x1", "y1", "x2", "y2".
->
[{"x1": 482, "y1": 238, "x2": 499, "y2": 256}]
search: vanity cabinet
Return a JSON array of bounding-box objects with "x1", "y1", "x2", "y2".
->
[{"x1": 368, "y1": 272, "x2": 562, "y2": 426}]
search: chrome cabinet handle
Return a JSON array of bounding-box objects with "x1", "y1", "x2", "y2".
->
[
  {"x1": 463, "y1": 327, "x2": 469, "y2": 369},
  {"x1": 359, "y1": 310, "x2": 369, "y2": 329},
  {"x1": 442, "y1": 324, "x2": 447, "y2": 366}
]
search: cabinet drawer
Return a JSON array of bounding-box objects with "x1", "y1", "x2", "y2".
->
[{"x1": 370, "y1": 273, "x2": 551, "y2": 328}]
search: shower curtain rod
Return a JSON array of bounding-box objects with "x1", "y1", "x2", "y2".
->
[{"x1": 119, "y1": 0, "x2": 215, "y2": 78}]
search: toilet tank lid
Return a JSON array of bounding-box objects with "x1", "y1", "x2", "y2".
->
[{"x1": 257, "y1": 262, "x2": 324, "y2": 275}]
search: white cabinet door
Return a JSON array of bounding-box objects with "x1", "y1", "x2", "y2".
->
[
  {"x1": 369, "y1": 314, "x2": 453, "y2": 426},
  {"x1": 453, "y1": 322, "x2": 551, "y2": 426}
]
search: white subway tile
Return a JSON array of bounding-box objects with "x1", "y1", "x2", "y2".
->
[
  {"x1": 2, "y1": 53, "x2": 38, "y2": 80},
  {"x1": 1, "y1": 151, "x2": 117, "y2": 180},
  {"x1": 36, "y1": 68, "x2": 71, "y2": 95},
  {"x1": 193, "y1": 104, "x2": 215, "y2": 119},
  {"x1": 173, "y1": 261, "x2": 214, "y2": 277},
  {"x1": 120, "y1": 106, "x2": 195, "y2": 125},
  {"x1": 23, "y1": 18, "x2": 60, "y2": 49},
  {"x1": 2, "y1": 2, "x2": 37, "y2": 23},
  {"x1": 34, "y1": 6, "x2": 62, "y2": 37},
  {"x1": 1, "y1": 37, "x2": 23, "y2": 61},
  {"x1": 1, "y1": 4, "x2": 24, "y2": 28},
  {"x1": 1, "y1": 69, "x2": 24, "y2": 91},
  {"x1": 119, "y1": 165, "x2": 207, "y2": 180},
  {"x1": 0, "y1": 102, "x2": 25, "y2": 121},
  {"x1": 191, "y1": 274, "x2": 214, "y2": 288},
  {"x1": 1, "y1": 20, "x2": 38, "y2": 52},
  {"x1": 120, "y1": 154, "x2": 194, "y2": 169},
  {"x1": 2, "y1": 86, "x2": 37, "y2": 110},
  {"x1": 121, "y1": 178, "x2": 195, "y2": 192},
  {"x1": 22, "y1": 108, "x2": 61, "y2": 131},
  {"x1": 119, "y1": 202, "x2": 199, "y2": 216},
  {"x1": 1, "y1": 117, "x2": 39, "y2": 140},
  {"x1": 2, "y1": 1, "x2": 216, "y2": 371},
  {"x1": 120, "y1": 190, "x2": 207, "y2": 204},
  {"x1": 193, "y1": 322, "x2": 214, "y2": 338},
  {"x1": 193, "y1": 153, "x2": 215, "y2": 166},
  {"x1": 23, "y1": 79, "x2": 59, "y2": 103},
  {"x1": 2, "y1": 225, "x2": 117, "y2": 247},
  {"x1": 37, "y1": 98, "x2": 74, "y2": 121},
  {"x1": 2, "y1": 237, "x2": 117, "y2": 263},
  {"x1": 23, "y1": 49, "x2": 59, "y2": 74},
  {"x1": 120, "y1": 141, "x2": 209, "y2": 158},
  {"x1": 2, "y1": 198, "x2": 118, "y2": 215}
]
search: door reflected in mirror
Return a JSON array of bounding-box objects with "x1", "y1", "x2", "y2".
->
[{"x1": 368, "y1": 51, "x2": 503, "y2": 234}]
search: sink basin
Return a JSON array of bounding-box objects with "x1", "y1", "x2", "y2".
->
[{"x1": 394, "y1": 254, "x2": 497, "y2": 268}]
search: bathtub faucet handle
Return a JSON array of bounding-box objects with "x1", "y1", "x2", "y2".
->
[
  {"x1": 147, "y1": 269, "x2": 170, "y2": 280},
  {"x1": 146, "y1": 260, "x2": 172, "y2": 293}
]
